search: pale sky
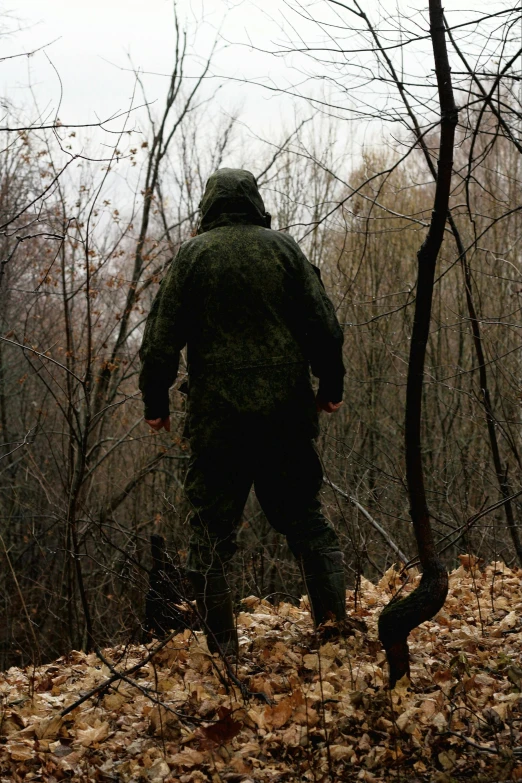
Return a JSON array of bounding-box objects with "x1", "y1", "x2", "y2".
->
[
  {"x1": 1, "y1": 0, "x2": 514, "y2": 192},
  {"x1": 4, "y1": 1, "x2": 309, "y2": 134},
  {"x1": 4, "y1": 0, "x2": 506, "y2": 133}
]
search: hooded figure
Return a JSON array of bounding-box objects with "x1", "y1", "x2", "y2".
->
[{"x1": 139, "y1": 168, "x2": 346, "y2": 655}]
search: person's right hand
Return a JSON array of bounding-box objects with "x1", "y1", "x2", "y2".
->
[
  {"x1": 145, "y1": 416, "x2": 171, "y2": 432},
  {"x1": 316, "y1": 399, "x2": 343, "y2": 414}
]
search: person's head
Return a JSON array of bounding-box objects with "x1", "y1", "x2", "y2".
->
[{"x1": 198, "y1": 168, "x2": 271, "y2": 232}]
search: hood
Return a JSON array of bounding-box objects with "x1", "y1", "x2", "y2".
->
[{"x1": 198, "y1": 168, "x2": 267, "y2": 233}]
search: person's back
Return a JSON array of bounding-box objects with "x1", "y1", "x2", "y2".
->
[
  {"x1": 139, "y1": 168, "x2": 346, "y2": 655},
  {"x1": 173, "y1": 222, "x2": 318, "y2": 446}
]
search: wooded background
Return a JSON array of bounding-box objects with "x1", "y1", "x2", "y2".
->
[{"x1": 1, "y1": 1, "x2": 521, "y2": 670}]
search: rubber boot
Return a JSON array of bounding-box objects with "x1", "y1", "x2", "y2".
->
[
  {"x1": 300, "y1": 551, "x2": 346, "y2": 627},
  {"x1": 187, "y1": 570, "x2": 238, "y2": 657}
]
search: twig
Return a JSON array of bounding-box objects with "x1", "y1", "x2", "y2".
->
[
  {"x1": 59, "y1": 629, "x2": 187, "y2": 717},
  {"x1": 447, "y1": 730, "x2": 522, "y2": 756},
  {"x1": 325, "y1": 479, "x2": 409, "y2": 564},
  {"x1": 93, "y1": 645, "x2": 205, "y2": 725},
  {"x1": 0, "y1": 335, "x2": 83, "y2": 383}
]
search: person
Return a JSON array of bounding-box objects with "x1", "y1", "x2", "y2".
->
[{"x1": 139, "y1": 168, "x2": 346, "y2": 656}]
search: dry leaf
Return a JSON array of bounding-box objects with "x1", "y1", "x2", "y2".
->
[
  {"x1": 169, "y1": 748, "x2": 205, "y2": 767},
  {"x1": 329, "y1": 744, "x2": 354, "y2": 760},
  {"x1": 76, "y1": 719, "x2": 109, "y2": 747},
  {"x1": 197, "y1": 707, "x2": 242, "y2": 747},
  {"x1": 148, "y1": 759, "x2": 171, "y2": 781},
  {"x1": 264, "y1": 696, "x2": 293, "y2": 729},
  {"x1": 1, "y1": 558, "x2": 521, "y2": 782},
  {"x1": 149, "y1": 705, "x2": 181, "y2": 740},
  {"x1": 395, "y1": 707, "x2": 416, "y2": 732},
  {"x1": 34, "y1": 714, "x2": 63, "y2": 739},
  {"x1": 103, "y1": 691, "x2": 128, "y2": 710},
  {"x1": 438, "y1": 750, "x2": 457, "y2": 770},
  {"x1": 0, "y1": 710, "x2": 25, "y2": 736}
]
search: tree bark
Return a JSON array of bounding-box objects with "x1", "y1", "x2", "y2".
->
[{"x1": 378, "y1": 0, "x2": 457, "y2": 687}]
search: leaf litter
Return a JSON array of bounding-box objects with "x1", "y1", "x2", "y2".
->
[{"x1": 2, "y1": 557, "x2": 522, "y2": 781}]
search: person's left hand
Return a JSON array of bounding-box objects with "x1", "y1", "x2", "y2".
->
[
  {"x1": 316, "y1": 400, "x2": 343, "y2": 414},
  {"x1": 145, "y1": 416, "x2": 171, "y2": 432}
]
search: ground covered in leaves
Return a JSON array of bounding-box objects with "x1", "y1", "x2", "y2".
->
[{"x1": 3, "y1": 558, "x2": 522, "y2": 782}]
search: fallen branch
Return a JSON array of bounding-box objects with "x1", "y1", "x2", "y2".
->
[
  {"x1": 325, "y1": 479, "x2": 409, "y2": 564},
  {"x1": 93, "y1": 645, "x2": 205, "y2": 725},
  {"x1": 59, "y1": 629, "x2": 186, "y2": 718},
  {"x1": 447, "y1": 730, "x2": 522, "y2": 757}
]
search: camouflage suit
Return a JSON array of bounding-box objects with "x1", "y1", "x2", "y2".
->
[{"x1": 139, "y1": 169, "x2": 346, "y2": 651}]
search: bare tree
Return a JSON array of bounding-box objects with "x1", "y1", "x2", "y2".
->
[{"x1": 377, "y1": 0, "x2": 457, "y2": 686}]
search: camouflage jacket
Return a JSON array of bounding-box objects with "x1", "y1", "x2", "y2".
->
[{"x1": 139, "y1": 168, "x2": 345, "y2": 448}]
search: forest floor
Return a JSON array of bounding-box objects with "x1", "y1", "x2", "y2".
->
[{"x1": 2, "y1": 557, "x2": 522, "y2": 782}]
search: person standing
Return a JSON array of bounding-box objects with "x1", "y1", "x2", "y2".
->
[{"x1": 139, "y1": 168, "x2": 345, "y2": 655}]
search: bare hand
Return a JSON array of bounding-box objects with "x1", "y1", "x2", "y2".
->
[
  {"x1": 316, "y1": 399, "x2": 343, "y2": 414},
  {"x1": 145, "y1": 416, "x2": 171, "y2": 432}
]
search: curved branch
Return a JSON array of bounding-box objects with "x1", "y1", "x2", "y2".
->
[{"x1": 378, "y1": 0, "x2": 456, "y2": 687}]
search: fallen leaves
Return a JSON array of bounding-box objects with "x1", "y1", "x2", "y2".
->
[
  {"x1": 3, "y1": 559, "x2": 522, "y2": 780},
  {"x1": 34, "y1": 715, "x2": 63, "y2": 740},
  {"x1": 149, "y1": 706, "x2": 181, "y2": 740},
  {"x1": 196, "y1": 706, "x2": 243, "y2": 747},
  {"x1": 262, "y1": 688, "x2": 317, "y2": 731},
  {"x1": 75, "y1": 718, "x2": 110, "y2": 747}
]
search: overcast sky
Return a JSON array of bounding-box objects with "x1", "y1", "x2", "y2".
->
[
  {"x1": 1, "y1": 0, "x2": 512, "y2": 180},
  {"x1": 3, "y1": 1, "x2": 308, "y2": 132},
  {"x1": 4, "y1": 0, "x2": 492, "y2": 120}
]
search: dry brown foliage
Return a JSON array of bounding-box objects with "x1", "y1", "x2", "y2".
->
[{"x1": 2, "y1": 558, "x2": 522, "y2": 781}]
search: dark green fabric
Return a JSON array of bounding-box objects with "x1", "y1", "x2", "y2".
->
[
  {"x1": 138, "y1": 168, "x2": 345, "y2": 441},
  {"x1": 184, "y1": 417, "x2": 340, "y2": 575},
  {"x1": 198, "y1": 167, "x2": 267, "y2": 233}
]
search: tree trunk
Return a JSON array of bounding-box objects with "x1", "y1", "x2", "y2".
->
[{"x1": 378, "y1": 0, "x2": 457, "y2": 687}]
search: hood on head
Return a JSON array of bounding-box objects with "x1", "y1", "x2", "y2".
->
[{"x1": 198, "y1": 168, "x2": 267, "y2": 232}]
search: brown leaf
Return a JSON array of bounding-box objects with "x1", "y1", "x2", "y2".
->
[
  {"x1": 248, "y1": 673, "x2": 273, "y2": 698},
  {"x1": 36, "y1": 675, "x2": 54, "y2": 692},
  {"x1": 149, "y1": 705, "x2": 181, "y2": 740},
  {"x1": 329, "y1": 744, "x2": 354, "y2": 761},
  {"x1": 358, "y1": 732, "x2": 371, "y2": 751},
  {"x1": 103, "y1": 691, "x2": 128, "y2": 711},
  {"x1": 458, "y1": 554, "x2": 483, "y2": 572},
  {"x1": 264, "y1": 697, "x2": 293, "y2": 729},
  {"x1": 198, "y1": 707, "x2": 242, "y2": 747},
  {"x1": 0, "y1": 709, "x2": 25, "y2": 736},
  {"x1": 76, "y1": 719, "x2": 109, "y2": 747},
  {"x1": 34, "y1": 715, "x2": 63, "y2": 740},
  {"x1": 8, "y1": 741, "x2": 34, "y2": 761},
  {"x1": 169, "y1": 748, "x2": 205, "y2": 768},
  {"x1": 148, "y1": 759, "x2": 171, "y2": 781},
  {"x1": 438, "y1": 750, "x2": 457, "y2": 771}
]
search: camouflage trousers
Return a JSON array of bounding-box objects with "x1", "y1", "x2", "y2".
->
[{"x1": 184, "y1": 416, "x2": 340, "y2": 579}]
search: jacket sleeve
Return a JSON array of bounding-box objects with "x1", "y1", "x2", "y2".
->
[
  {"x1": 289, "y1": 240, "x2": 346, "y2": 403},
  {"x1": 139, "y1": 249, "x2": 189, "y2": 419}
]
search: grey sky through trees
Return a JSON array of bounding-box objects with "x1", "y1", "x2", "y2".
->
[{"x1": 3, "y1": 0, "x2": 513, "y2": 164}]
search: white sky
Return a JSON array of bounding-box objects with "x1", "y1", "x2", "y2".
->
[
  {"x1": 3, "y1": 1, "x2": 307, "y2": 133},
  {"x1": 4, "y1": 0, "x2": 503, "y2": 130},
  {"x1": 1, "y1": 0, "x2": 514, "y2": 188}
]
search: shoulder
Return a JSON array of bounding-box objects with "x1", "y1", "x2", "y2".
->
[
  {"x1": 270, "y1": 230, "x2": 310, "y2": 262},
  {"x1": 265, "y1": 228, "x2": 300, "y2": 249},
  {"x1": 167, "y1": 235, "x2": 208, "y2": 269},
  {"x1": 256, "y1": 228, "x2": 308, "y2": 262},
  {"x1": 177, "y1": 234, "x2": 205, "y2": 254},
  {"x1": 178, "y1": 227, "x2": 308, "y2": 266}
]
